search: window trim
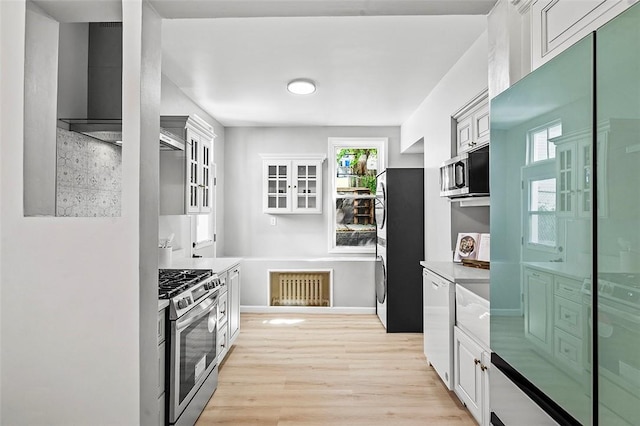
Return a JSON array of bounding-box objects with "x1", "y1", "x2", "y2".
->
[
  {"x1": 526, "y1": 119, "x2": 562, "y2": 164},
  {"x1": 522, "y1": 162, "x2": 559, "y2": 253},
  {"x1": 327, "y1": 137, "x2": 388, "y2": 254},
  {"x1": 193, "y1": 164, "x2": 216, "y2": 252}
]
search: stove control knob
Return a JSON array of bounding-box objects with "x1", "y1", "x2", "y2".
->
[{"x1": 177, "y1": 297, "x2": 191, "y2": 309}]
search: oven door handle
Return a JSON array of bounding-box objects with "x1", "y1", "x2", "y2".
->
[
  {"x1": 176, "y1": 292, "x2": 218, "y2": 331},
  {"x1": 599, "y1": 302, "x2": 640, "y2": 324}
]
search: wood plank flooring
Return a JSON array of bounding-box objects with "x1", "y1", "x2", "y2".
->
[{"x1": 196, "y1": 313, "x2": 475, "y2": 426}]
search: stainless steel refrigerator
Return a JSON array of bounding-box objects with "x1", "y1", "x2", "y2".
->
[{"x1": 490, "y1": 4, "x2": 640, "y2": 425}]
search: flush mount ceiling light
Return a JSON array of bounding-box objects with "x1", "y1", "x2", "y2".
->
[{"x1": 287, "y1": 79, "x2": 316, "y2": 95}]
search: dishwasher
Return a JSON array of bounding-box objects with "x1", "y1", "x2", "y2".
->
[{"x1": 423, "y1": 268, "x2": 455, "y2": 390}]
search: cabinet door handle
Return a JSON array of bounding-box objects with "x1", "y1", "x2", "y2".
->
[
  {"x1": 480, "y1": 364, "x2": 488, "y2": 372},
  {"x1": 474, "y1": 358, "x2": 481, "y2": 365}
]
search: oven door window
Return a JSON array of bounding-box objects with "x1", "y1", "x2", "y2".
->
[{"x1": 178, "y1": 309, "x2": 217, "y2": 404}]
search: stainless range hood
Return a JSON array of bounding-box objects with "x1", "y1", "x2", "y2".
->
[{"x1": 57, "y1": 22, "x2": 184, "y2": 151}]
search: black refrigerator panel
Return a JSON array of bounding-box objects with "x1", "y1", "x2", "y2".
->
[{"x1": 384, "y1": 168, "x2": 424, "y2": 333}]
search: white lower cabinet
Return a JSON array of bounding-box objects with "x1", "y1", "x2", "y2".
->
[
  {"x1": 158, "y1": 308, "x2": 166, "y2": 426},
  {"x1": 454, "y1": 326, "x2": 490, "y2": 425},
  {"x1": 216, "y1": 263, "x2": 241, "y2": 367},
  {"x1": 228, "y1": 265, "x2": 241, "y2": 344}
]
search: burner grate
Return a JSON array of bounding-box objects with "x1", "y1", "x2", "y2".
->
[{"x1": 158, "y1": 269, "x2": 212, "y2": 299}]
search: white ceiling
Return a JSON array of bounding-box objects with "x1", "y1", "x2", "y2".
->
[{"x1": 35, "y1": 1, "x2": 495, "y2": 129}]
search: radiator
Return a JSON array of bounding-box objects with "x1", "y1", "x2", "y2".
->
[{"x1": 277, "y1": 274, "x2": 325, "y2": 306}]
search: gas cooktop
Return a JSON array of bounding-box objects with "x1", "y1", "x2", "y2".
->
[
  {"x1": 158, "y1": 269, "x2": 212, "y2": 300},
  {"x1": 599, "y1": 273, "x2": 640, "y2": 288}
]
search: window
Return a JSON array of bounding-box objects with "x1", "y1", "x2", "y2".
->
[
  {"x1": 195, "y1": 214, "x2": 212, "y2": 248},
  {"x1": 328, "y1": 138, "x2": 387, "y2": 253},
  {"x1": 528, "y1": 178, "x2": 556, "y2": 247},
  {"x1": 522, "y1": 122, "x2": 562, "y2": 251},
  {"x1": 527, "y1": 121, "x2": 562, "y2": 164},
  {"x1": 193, "y1": 165, "x2": 216, "y2": 251}
]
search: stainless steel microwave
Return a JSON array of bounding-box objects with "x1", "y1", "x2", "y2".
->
[{"x1": 439, "y1": 145, "x2": 489, "y2": 198}]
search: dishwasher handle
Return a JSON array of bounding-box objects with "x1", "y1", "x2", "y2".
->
[{"x1": 425, "y1": 270, "x2": 449, "y2": 290}]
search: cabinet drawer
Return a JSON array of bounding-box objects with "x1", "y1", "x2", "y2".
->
[
  {"x1": 157, "y1": 309, "x2": 166, "y2": 344},
  {"x1": 158, "y1": 341, "x2": 165, "y2": 398},
  {"x1": 554, "y1": 327, "x2": 583, "y2": 373},
  {"x1": 217, "y1": 322, "x2": 229, "y2": 364},
  {"x1": 554, "y1": 296, "x2": 582, "y2": 337},
  {"x1": 554, "y1": 275, "x2": 582, "y2": 303}
]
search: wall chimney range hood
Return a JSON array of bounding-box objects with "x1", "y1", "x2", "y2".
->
[{"x1": 57, "y1": 22, "x2": 184, "y2": 151}]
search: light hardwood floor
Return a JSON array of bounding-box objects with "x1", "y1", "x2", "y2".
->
[{"x1": 196, "y1": 313, "x2": 476, "y2": 426}]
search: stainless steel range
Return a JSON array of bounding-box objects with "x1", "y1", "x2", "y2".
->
[{"x1": 159, "y1": 269, "x2": 221, "y2": 426}]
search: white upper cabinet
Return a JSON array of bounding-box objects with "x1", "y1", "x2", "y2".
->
[
  {"x1": 160, "y1": 115, "x2": 216, "y2": 215},
  {"x1": 261, "y1": 154, "x2": 325, "y2": 214},
  {"x1": 531, "y1": 0, "x2": 637, "y2": 70},
  {"x1": 454, "y1": 89, "x2": 490, "y2": 154}
]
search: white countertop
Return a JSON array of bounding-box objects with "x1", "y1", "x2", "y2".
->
[
  {"x1": 167, "y1": 257, "x2": 242, "y2": 274},
  {"x1": 158, "y1": 299, "x2": 169, "y2": 311},
  {"x1": 420, "y1": 261, "x2": 490, "y2": 284},
  {"x1": 525, "y1": 259, "x2": 639, "y2": 280},
  {"x1": 524, "y1": 262, "x2": 589, "y2": 280}
]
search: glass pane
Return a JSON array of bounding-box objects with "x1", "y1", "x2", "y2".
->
[
  {"x1": 278, "y1": 165, "x2": 287, "y2": 176},
  {"x1": 297, "y1": 196, "x2": 305, "y2": 209},
  {"x1": 308, "y1": 197, "x2": 316, "y2": 209},
  {"x1": 268, "y1": 165, "x2": 276, "y2": 176},
  {"x1": 278, "y1": 181, "x2": 287, "y2": 194},
  {"x1": 268, "y1": 196, "x2": 276, "y2": 208},
  {"x1": 308, "y1": 181, "x2": 316, "y2": 195},
  {"x1": 533, "y1": 130, "x2": 549, "y2": 162},
  {"x1": 308, "y1": 165, "x2": 316, "y2": 177},
  {"x1": 597, "y1": 5, "x2": 640, "y2": 425},
  {"x1": 278, "y1": 196, "x2": 287, "y2": 208},
  {"x1": 297, "y1": 165, "x2": 306, "y2": 177},
  {"x1": 530, "y1": 178, "x2": 556, "y2": 212},
  {"x1": 529, "y1": 213, "x2": 556, "y2": 246},
  {"x1": 549, "y1": 123, "x2": 562, "y2": 139},
  {"x1": 298, "y1": 181, "x2": 306, "y2": 193},
  {"x1": 268, "y1": 180, "x2": 276, "y2": 194},
  {"x1": 334, "y1": 198, "x2": 375, "y2": 247},
  {"x1": 196, "y1": 214, "x2": 210, "y2": 244},
  {"x1": 490, "y1": 34, "x2": 593, "y2": 424}
]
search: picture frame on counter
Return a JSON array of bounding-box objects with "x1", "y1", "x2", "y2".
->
[{"x1": 454, "y1": 232, "x2": 490, "y2": 263}]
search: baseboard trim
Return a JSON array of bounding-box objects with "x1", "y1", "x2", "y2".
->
[
  {"x1": 241, "y1": 305, "x2": 376, "y2": 315},
  {"x1": 491, "y1": 308, "x2": 522, "y2": 317}
]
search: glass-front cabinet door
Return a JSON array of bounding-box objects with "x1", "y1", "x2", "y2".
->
[
  {"x1": 596, "y1": 5, "x2": 640, "y2": 425},
  {"x1": 262, "y1": 155, "x2": 325, "y2": 214},
  {"x1": 264, "y1": 160, "x2": 290, "y2": 211},
  {"x1": 490, "y1": 34, "x2": 594, "y2": 425},
  {"x1": 294, "y1": 162, "x2": 319, "y2": 210}
]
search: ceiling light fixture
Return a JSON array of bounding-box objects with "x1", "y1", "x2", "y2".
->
[{"x1": 287, "y1": 79, "x2": 316, "y2": 95}]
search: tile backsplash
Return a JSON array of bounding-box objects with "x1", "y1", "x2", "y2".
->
[{"x1": 56, "y1": 128, "x2": 122, "y2": 217}]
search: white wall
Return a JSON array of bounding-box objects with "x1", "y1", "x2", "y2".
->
[
  {"x1": 57, "y1": 23, "x2": 88, "y2": 118},
  {"x1": 224, "y1": 126, "x2": 420, "y2": 308},
  {"x1": 401, "y1": 31, "x2": 489, "y2": 262},
  {"x1": 23, "y1": 1, "x2": 58, "y2": 216},
  {"x1": 241, "y1": 259, "x2": 374, "y2": 310},
  {"x1": 224, "y1": 126, "x2": 421, "y2": 257},
  {"x1": 1, "y1": 1, "x2": 155, "y2": 424},
  {"x1": 159, "y1": 74, "x2": 226, "y2": 257},
  {"x1": 138, "y1": 2, "x2": 162, "y2": 424}
]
